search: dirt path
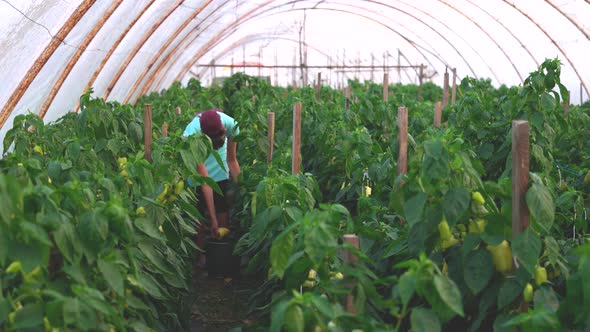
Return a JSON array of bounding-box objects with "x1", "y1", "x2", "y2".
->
[{"x1": 189, "y1": 268, "x2": 260, "y2": 331}]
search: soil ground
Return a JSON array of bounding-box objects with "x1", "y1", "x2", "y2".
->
[{"x1": 189, "y1": 267, "x2": 262, "y2": 332}]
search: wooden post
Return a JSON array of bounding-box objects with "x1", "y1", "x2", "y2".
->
[
  {"x1": 442, "y1": 70, "x2": 449, "y2": 108},
  {"x1": 175, "y1": 106, "x2": 181, "y2": 116},
  {"x1": 434, "y1": 101, "x2": 442, "y2": 128},
  {"x1": 292, "y1": 102, "x2": 302, "y2": 174},
  {"x1": 162, "y1": 122, "x2": 168, "y2": 137},
  {"x1": 581, "y1": 82, "x2": 584, "y2": 104},
  {"x1": 144, "y1": 104, "x2": 152, "y2": 163},
  {"x1": 418, "y1": 65, "x2": 424, "y2": 102},
  {"x1": 451, "y1": 68, "x2": 457, "y2": 105},
  {"x1": 316, "y1": 72, "x2": 321, "y2": 101},
  {"x1": 564, "y1": 91, "x2": 570, "y2": 117},
  {"x1": 345, "y1": 86, "x2": 351, "y2": 110},
  {"x1": 343, "y1": 234, "x2": 360, "y2": 314},
  {"x1": 512, "y1": 120, "x2": 530, "y2": 236},
  {"x1": 398, "y1": 107, "x2": 408, "y2": 185},
  {"x1": 267, "y1": 112, "x2": 275, "y2": 165},
  {"x1": 383, "y1": 73, "x2": 389, "y2": 102}
]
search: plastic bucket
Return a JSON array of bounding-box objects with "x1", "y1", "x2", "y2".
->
[{"x1": 206, "y1": 240, "x2": 240, "y2": 278}]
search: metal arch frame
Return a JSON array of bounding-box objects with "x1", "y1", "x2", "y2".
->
[
  {"x1": 438, "y1": 0, "x2": 525, "y2": 83},
  {"x1": 74, "y1": 0, "x2": 156, "y2": 112},
  {"x1": 121, "y1": 0, "x2": 217, "y2": 104},
  {"x1": 170, "y1": 6, "x2": 446, "y2": 91},
  {"x1": 137, "y1": 0, "x2": 243, "y2": 97},
  {"x1": 39, "y1": 1, "x2": 123, "y2": 118},
  {"x1": 545, "y1": 0, "x2": 589, "y2": 40},
  {"x1": 192, "y1": 34, "x2": 339, "y2": 79},
  {"x1": 374, "y1": 0, "x2": 490, "y2": 81},
  {"x1": 102, "y1": 0, "x2": 184, "y2": 101},
  {"x1": 143, "y1": 0, "x2": 279, "y2": 96},
  {"x1": 502, "y1": 0, "x2": 590, "y2": 97},
  {"x1": 142, "y1": 0, "x2": 441, "y2": 95},
  {"x1": 127, "y1": 0, "x2": 240, "y2": 103},
  {"x1": 146, "y1": 0, "x2": 503, "y2": 96},
  {"x1": 465, "y1": 0, "x2": 539, "y2": 68},
  {"x1": 0, "y1": 0, "x2": 95, "y2": 131},
  {"x1": 153, "y1": 3, "x2": 453, "y2": 94}
]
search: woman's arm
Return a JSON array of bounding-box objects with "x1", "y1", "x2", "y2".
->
[
  {"x1": 226, "y1": 139, "x2": 241, "y2": 183},
  {"x1": 197, "y1": 163, "x2": 218, "y2": 237}
]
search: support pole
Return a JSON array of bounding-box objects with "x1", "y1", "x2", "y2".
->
[
  {"x1": 383, "y1": 73, "x2": 389, "y2": 102},
  {"x1": 512, "y1": 120, "x2": 530, "y2": 237},
  {"x1": 398, "y1": 107, "x2": 408, "y2": 186},
  {"x1": 292, "y1": 103, "x2": 302, "y2": 174},
  {"x1": 442, "y1": 70, "x2": 450, "y2": 108},
  {"x1": 434, "y1": 101, "x2": 442, "y2": 128},
  {"x1": 343, "y1": 234, "x2": 359, "y2": 314},
  {"x1": 345, "y1": 86, "x2": 351, "y2": 110},
  {"x1": 418, "y1": 65, "x2": 424, "y2": 102},
  {"x1": 175, "y1": 106, "x2": 181, "y2": 116},
  {"x1": 451, "y1": 68, "x2": 457, "y2": 105},
  {"x1": 316, "y1": 72, "x2": 321, "y2": 101},
  {"x1": 144, "y1": 104, "x2": 152, "y2": 163},
  {"x1": 267, "y1": 112, "x2": 275, "y2": 165},
  {"x1": 162, "y1": 122, "x2": 168, "y2": 137}
]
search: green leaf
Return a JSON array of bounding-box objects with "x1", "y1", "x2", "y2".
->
[
  {"x1": 433, "y1": 274, "x2": 464, "y2": 317},
  {"x1": 270, "y1": 298, "x2": 290, "y2": 332},
  {"x1": 48, "y1": 160, "x2": 62, "y2": 181},
  {"x1": 512, "y1": 229, "x2": 542, "y2": 275},
  {"x1": 443, "y1": 187, "x2": 470, "y2": 226},
  {"x1": 78, "y1": 210, "x2": 109, "y2": 258},
  {"x1": 55, "y1": 221, "x2": 83, "y2": 264},
  {"x1": 398, "y1": 271, "x2": 416, "y2": 308},
  {"x1": 97, "y1": 258, "x2": 124, "y2": 296},
  {"x1": 411, "y1": 307, "x2": 441, "y2": 332},
  {"x1": 498, "y1": 278, "x2": 522, "y2": 309},
  {"x1": 304, "y1": 219, "x2": 337, "y2": 265},
  {"x1": 310, "y1": 294, "x2": 334, "y2": 317},
  {"x1": 464, "y1": 249, "x2": 494, "y2": 295},
  {"x1": 404, "y1": 192, "x2": 427, "y2": 227},
  {"x1": 134, "y1": 217, "x2": 165, "y2": 241},
  {"x1": 526, "y1": 183, "x2": 554, "y2": 234},
  {"x1": 12, "y1": 303, "x2": 43, "y2": 329},
  {"x1": 270, "y1": 228, "x2": 294, "y2": 279}
]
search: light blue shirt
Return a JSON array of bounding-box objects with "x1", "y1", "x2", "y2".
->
[{"x1": 183, "y1": 111, "x2": 239, "y2": 183}]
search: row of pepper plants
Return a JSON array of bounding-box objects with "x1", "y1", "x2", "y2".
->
[
  {"x1": 1, "y1": 58, "x2": 589, "y2": 331},
  {"x1": 0, "y1": 88, "x2": 226, "y2": 331},
  {"x1": 218, "y1": 59, "x2": 590, "y2": 331}
]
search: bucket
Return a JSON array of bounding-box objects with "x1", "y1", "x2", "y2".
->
[{"x1": 206, "y1": 239, "x2": 240, "y2": 278}]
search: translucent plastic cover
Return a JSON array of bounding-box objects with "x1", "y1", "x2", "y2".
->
[{"x1": 1, "y1": 0, "x2": 589, "y2": 153}]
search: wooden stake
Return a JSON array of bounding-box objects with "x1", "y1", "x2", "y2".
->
[
  {"x1": 383, "y1": 73, "x2": 389, "y2": 102},
  {"x1": 398, "y1": 107, "x2": 408, "y2": 185},
  {"x1": 267, "y1": 112, "x2": 275, "y2": 165},
  {"x1": 345, "y1": 86, "x2": 351, "y2": 110},
  {"x1": 451, "y1": 68, "x2": 457, "y2": 105},
  {"x1": 144, "y1": 104, "x2": 153, "y2": 163},
  {"x1": 162, "y1": 122, "x2": 168, "y2": 137},
  {"x1": 343, "y1": 234, "x2": 360, "y2": 314},
  {"x1": 316, "y1": 72, "x2": 321, "y2": 101},
  {"x1": 434, "y1": 101, "x2": 442, "y2": 128},
  {"x1": 512, "y1": 120, "x2": 530, "y2": 236},
  {"x1": 442, "y1": 71, "x2": 450, "y2": 108},
  {"x1": 418, "y1": 64, "x2": 424, "y2": 102},
  {"x1": 175, "y1": 106, "x2": 181, "y2": 116},
  {"x1": 292, "y1": 102, "x2": 302, "y2": 174}
]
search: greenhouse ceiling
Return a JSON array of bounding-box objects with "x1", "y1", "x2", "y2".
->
[{"x1": 0, "y1": 0, "x2": 589, "y2": 152}]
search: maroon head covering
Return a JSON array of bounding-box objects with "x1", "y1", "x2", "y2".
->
[{"x1": 199, "y1": 109, "x2": 223, "y2": 137}]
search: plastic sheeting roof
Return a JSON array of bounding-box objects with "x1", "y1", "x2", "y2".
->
[{"x1": 1, "y1": 0, "x2": 589, "y2": 154}]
